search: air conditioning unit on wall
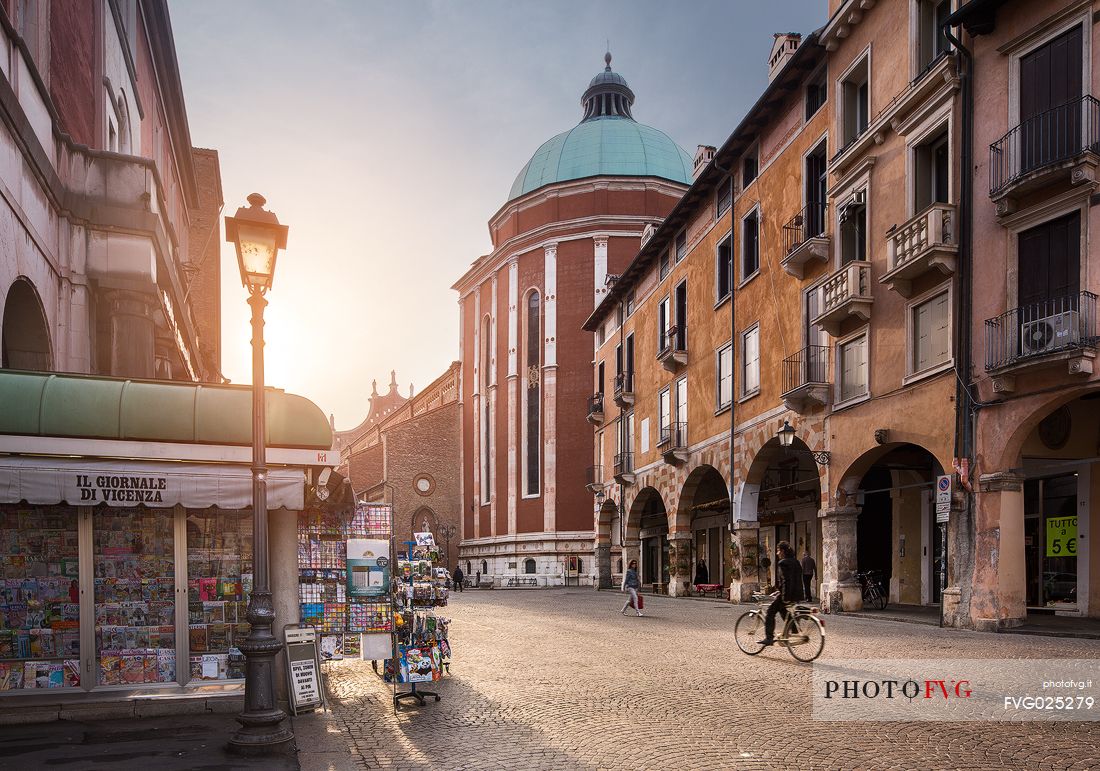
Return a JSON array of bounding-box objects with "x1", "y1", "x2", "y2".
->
[{"x1": 1020, "y1": 310, "x2": 1080, "y2": 356}]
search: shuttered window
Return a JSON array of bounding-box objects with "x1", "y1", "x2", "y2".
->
[
  {"x1": 717, "y1": 344, "x2": 733, "y2": 409},
  {"x1": 838, "y1": 335, "x2": 868, "y2": 402},
  {"x1": 741, "y1": 326, "x2": 760, "y2": 396},
  {"x1": 912, "y1": 291, "x2": 950, "y2": 373}
]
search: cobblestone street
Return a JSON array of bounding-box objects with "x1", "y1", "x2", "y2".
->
[{"x1": 294, "y1": 590, "x2": 1100, "y2": 770}]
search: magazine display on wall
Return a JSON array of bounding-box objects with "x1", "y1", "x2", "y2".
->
[{"x1": 386, "y1": 531, "x2": 451, "y2": 708}]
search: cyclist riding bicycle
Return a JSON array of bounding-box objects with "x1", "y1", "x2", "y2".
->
[{"x1": 758, "y1": 540, "x2": 804, "y2": 647}]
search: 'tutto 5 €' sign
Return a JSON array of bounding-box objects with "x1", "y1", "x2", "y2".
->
[{"x1": 1046, "y1": 516, "x2": 1077, "y2": 558}]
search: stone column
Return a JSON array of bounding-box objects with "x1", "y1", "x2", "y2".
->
[
  {"x1": 101, "y1": 288, "x2": 157, "y2": 378},
  {"x1": 269, "y1": 507, "x2": 300, "y2": 706},
  {"x1": 968, "y1": 472, "x2": 1026, "y2": 631},
  {"x1": 820, "y1": 506, "x2": 862, "y2": 611},
  {"x1": 728, "y1": 523, "x2": 761, "y2": 602},
  {"x1": 595, "y1": 541, "x2": 612, "y2": 589},
  {"x1": 667, "y1": 532, "x2": 692, "y2": 597}
]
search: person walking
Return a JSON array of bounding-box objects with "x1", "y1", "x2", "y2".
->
[
  {"x1": 800, "y1": 548, "x2": 817, "y2": 601},
  {"x1": 475, "y1": 570, "x2": 481, "y2": 588},
  {"x1": 621, "y1": 559, "x2": 642, "y2": 616},
  {"x1": 452, "y1": 565, "x2": 464, "y2": 592}
]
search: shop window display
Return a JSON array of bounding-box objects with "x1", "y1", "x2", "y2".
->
[
  {"x1": 186, "y1": 509, "x2": 252, "y2": 682},
  {"x1": 94, "y1": 507, "x2": 176, "y2": 686},
  {"x1": 0, "y1": 506, "x2": 81, "y2": 690}
]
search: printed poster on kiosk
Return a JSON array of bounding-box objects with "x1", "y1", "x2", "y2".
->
[{"x1": 346, "y1": 538, "x2": 391, "y2": 598}]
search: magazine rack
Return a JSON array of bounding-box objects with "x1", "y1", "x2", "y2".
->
[{"x1": 390, "y1": 536, "x2": 450, "y2": 710}]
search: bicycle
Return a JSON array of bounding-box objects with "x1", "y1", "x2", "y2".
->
[
  {"x1": 734, "y1": 592, "x2": 825, "y2": 662},
  {"x1": 856, "y1": 571, "x2": 889, "y2": 610}
]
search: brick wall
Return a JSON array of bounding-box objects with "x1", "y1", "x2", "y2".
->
[
  {"x1": 48, "y1": 0, "x2": 95, "y2": 146},
  {"x1": 187, "y1": 148, "x2": 223, "y2": 381}
]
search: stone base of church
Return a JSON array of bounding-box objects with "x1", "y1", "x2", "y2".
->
[{"x1": 458, "y1": 531, "x2": 595, "y2": 587}]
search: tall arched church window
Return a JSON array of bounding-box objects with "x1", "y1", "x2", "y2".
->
[
  {"x1": 523, "y1": 291, "x2": 541, "y2": 496},
  {"x1": 480, "y1": 315, "x2": 491, "y2": 502}
]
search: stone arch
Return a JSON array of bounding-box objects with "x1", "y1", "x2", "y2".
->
[
  {"x1": 675, "y1": 464, "x2": 730, "y2": 588},
  {"x1": 736, "y1": 429, "x2": 826, "y2": 524},
  {"x1": 627, "y1": 486, "x2": 669, "y2": 588},
  {"x1": 595, "y1": 499, "x2": 618, "y2": 589},
  {"x1": 995, "y1": 384, "x2": 1100, "y2": 472},
  {"x1": 1, "y1": 277, "x2": 52, "y2": 370},
  {"x1": 412, "y1": 506, "x2": 437, "y2": 540}
]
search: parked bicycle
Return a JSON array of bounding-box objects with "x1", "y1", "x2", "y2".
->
[
  {"x1": 857, "y1": 570, "x2": 889, "y2": 610},
  {"x1": 734, "y1": 591, "x2": 825, "y2": 662}
]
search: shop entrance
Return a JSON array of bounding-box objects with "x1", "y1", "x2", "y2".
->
[
  {"x1": 678, "y1": 465, "x2": 730, "y2": 587},
  {"x1": 1015, "y1": 395, "x2": 1100, "y2": 617},
  {"x1": 1025, "y1": 474, "x2": 1079, "y2": 610},
  {"x1": 629, "y1": 487, "x2": 669, "y2": 591},
  {"x1": 849, "y1": 444, "x2": 943, "y2": 606}
]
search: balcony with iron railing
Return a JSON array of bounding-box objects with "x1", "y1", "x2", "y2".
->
[
  {"x1": 984, "y1": 291, "x2": 1098, "y2": 390},
  {"x1": 585, "y1": 464, "x2": 604, "y2": 494},
  {"x1": 781, "y1": 203, "x2": 830, "y2": 278},
  {"x1": 586, "y1": 393, "x2": 605, "y2": 425},
  {"x1": 612, "y1": 452, "x2": 635, "y2": 485},
  {"x1": 813, "y1": 261, "x2": 874, "y2": 336},
  {"x1": 989, "y1": 95, "x2": 1100, "y2": 215},
  {"x1": 781, "y1": 345, "x2": 831, "y2": 413},
  {"x1": 613, "y1": 372, "x2": 634, "y2": 408},
  {"x1": 659, "y1": 422, "x2": 688, "y2": 464},
  {"x1": 880, "y1": 202, "x2": 957, "y2": 297},
  {"x1": 657, "y1": 324, "x2": 687, "y2": 372}
]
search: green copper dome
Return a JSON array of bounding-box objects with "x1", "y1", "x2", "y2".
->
[{"x1": 507, "y1": 55, "x2": 693, "y2": 202}]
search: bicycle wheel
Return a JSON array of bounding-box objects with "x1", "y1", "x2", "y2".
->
[
  {"x1": 734, "y1": 610, "x2": 767, "y2": 655},
  {"x1": 872, "y1": 585, "x2": 888, "y2": 611},
  {"x1": 786, "y1": 614, "x2": 825, "y2": 662}
]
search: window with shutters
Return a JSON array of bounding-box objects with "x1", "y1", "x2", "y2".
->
[
  {"x1": 909, "y1": 288, "x2": 952, "y2": 378},
  {"x1": 716, "y1": 177, "x2": 733, "y2": 219},
  {"x1": 659, "y1": 250, "x2": 671, "y2": 280},
  {"x1": 740, "y1": 325, "x2": 760, "y2": 398},
  {"x1": 658, "y1": 295, "x2": 671, "y2": 352},
  {"x1": 716, "y1": 233, "x2": 733, "y2": 303},
  {"x1": 837, "y1": 333, "x2": 869, "y2": 405},
  {"x1": 658, "y1": 388, "x2": 671, "y2": 442},
  {"x1": 917, "y1": 0, "x2": 952, "y2": 74},
  {"x1": 741, "y1": 208, "x2": 760, "y2": 281},
  {"x1": 716, "y1": 343, "x2": 733, "y2": 410},
  {"x1": 839, "y1": 54, "x2": 870, "y2": 149},
  {"x1": 675, "y1": 230, "x2": 687, "y2": 263}
]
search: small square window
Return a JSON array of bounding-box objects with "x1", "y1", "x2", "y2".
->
[
  {"x1": 717, "y1": 178, "x2": 733, "y2": 218},
  {"x1": 659, "y1": 251, "x2": 670, "y2": 280},
  {"x1": 805, "y1": 71, "x2": 826, "y2": 120},
  {"x1": 743, "y1": 150, "x2": 758, "y2": 187},
  {"x1": 675, "y1": 231, "x2": 687, "y2": 263}
]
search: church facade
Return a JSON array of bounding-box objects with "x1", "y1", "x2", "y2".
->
[{"x1": 454, "y1": 56, "x2": 693, "y2": 586}]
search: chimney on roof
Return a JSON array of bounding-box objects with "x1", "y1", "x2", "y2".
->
[
  {"x1": 693, "y1": 145, "x2": 716, "y2": 181},
  {"x1": 768, "y1": 33, "x2": 801, "y2": 82}
]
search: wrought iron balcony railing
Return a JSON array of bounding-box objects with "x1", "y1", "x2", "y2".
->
[
  {"x1": 990, "y1": 95, "x2": 1100, "y2": 196},
  {"x1": 658, "y1": 324, "x2": 687, "y2": 355},
  {"x1": 613, "y1": 452, "x2": 634, "y2": 475},
  {"x1": 613, "y1": 372, "x2": 633, "y2": 395},
  {"x1": 783, "y1": 202, "x2": 828, "y2": 256},
  {"x1": 984, "y1": 291, "x2": 1098, "y2": 371},
  {"x1": 782, "y1": 345, "x2": 830, "y2": 395},
  {"x1": 659, "y1": 422, "x2": 688, "y2": 450},
  {"x1": 587, "y1": 393, "x2": 604, "y2": 416}
]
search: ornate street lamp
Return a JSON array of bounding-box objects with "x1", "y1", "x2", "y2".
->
[
  {"x1": 776, "y1": 418, "x2": 830, "y2": 466},
  {"x1": 225, "y1": 193, "x2": 292, "y2": 754},
  {"x1": 777, "y1": 419, "x2": 796, "y2": 448}
]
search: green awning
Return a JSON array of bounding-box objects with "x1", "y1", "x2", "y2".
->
[{"x1": 0, "y1": 370, "x2": 332, "y2": 449}]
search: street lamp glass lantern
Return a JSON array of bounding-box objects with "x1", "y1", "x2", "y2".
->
[
  {"x1": 777, "y1": 419, "x2": 796, "y2": 448},
  {"x1": 225, "y1": 193, "x2": 289, "y2": 293}
]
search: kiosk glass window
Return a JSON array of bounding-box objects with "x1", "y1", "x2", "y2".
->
[
  {"x1": 94, "y1": 507, "x2": 176, "y2": 686},
  {"x1": 1025, "y1": 475, "x2": 1078, "y2": 609},
  {"x1": 0, "y1": 506, "x2": 80, "y2": 691},
  {"x1": 186, "y1": 509, "x2": 252, "y2": 682}
]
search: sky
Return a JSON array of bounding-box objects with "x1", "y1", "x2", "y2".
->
[{"x1": 169, "y1": 0, "x2": 826, "y2": 431}]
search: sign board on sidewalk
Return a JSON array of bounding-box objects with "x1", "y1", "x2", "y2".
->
[
  {"x1": 284, "y1": 626, "x2": 324, "y2": 715},
  {"x1": 935, "y1": 475, "x2": 952, "y2": 523}
]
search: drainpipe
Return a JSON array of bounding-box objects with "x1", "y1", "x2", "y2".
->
[
  {"x1": 943, "y1": 21, "x2": 974, "y2": 628},
  {"x1": 714, "y1": 158, "x2": 736, "y2": 589}
]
